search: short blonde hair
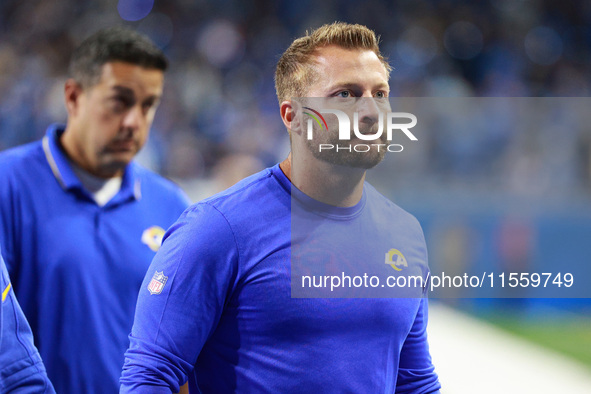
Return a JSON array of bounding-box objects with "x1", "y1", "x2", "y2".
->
[{"x1": 274, "y1": 22, "x2": 391, "y2": 104}]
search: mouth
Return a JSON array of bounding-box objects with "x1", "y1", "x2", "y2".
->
[
  {"x1": 351, "y1": 130, "x2": 387, "y2": 143},
  {"x1": 107, "y1": 139, "x2": 137, "y2": 153}
]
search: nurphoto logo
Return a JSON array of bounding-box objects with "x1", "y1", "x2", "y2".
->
[{"x1": 303, "y1": 106, "x2": 418, "y2": 153}]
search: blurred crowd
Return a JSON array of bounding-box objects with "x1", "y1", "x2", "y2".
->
[{"x1": 0, "y1": 0, "x2": 590, "y2": 200}]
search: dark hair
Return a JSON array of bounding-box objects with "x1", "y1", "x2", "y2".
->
[{"x1": 69, "y1": 27, "x2": 168, "y2": 88}]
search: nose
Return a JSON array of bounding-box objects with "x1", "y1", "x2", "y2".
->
[
  {"x1": 121, "y1": 105, "x2": 144, "y2": 131},
  {"x1": 356, "y1": 97, "x2": 381, "y2": 125}
]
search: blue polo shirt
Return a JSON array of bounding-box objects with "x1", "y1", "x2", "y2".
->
[
  {"x1": 0, "y1": 124, "x2": 190, "y2": 393},
  {"x1": 1, "y1": 248, "x2": 55, "y2": 393}
]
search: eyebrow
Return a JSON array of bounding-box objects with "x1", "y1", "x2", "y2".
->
[
  {"x1": 111, "y1": 86, "x2": 135, "y2": 96},
  {"x1": 111, "y1": 85, "x2": 161, "y2": 102},
  {"x1": 329, "y1": 82, "x2": 390, "y2": 92}
]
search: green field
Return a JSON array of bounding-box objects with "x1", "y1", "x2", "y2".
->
[{"x1": 480, "y1": 312, "x2": 591, "y2": 367}]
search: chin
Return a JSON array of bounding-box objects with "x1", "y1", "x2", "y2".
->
[
  {"x1": 98, "y1": 159, "x2": 131, "y2": 177},
  {"x1": 321, "y1": 151, "x2": 385, "y2": 170}
]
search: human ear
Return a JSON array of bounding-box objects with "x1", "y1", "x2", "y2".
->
[
  {"x1": 280, "y1": 100, "x2": 303, "y2": 135},
  {"x1": 64, "y1": 79, "x2": 83, "y2": 117}
]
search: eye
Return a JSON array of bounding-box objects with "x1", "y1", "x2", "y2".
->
[
  {"x1": 142, "y1": 100, "x2": 155, "y2": 113},
  {"x1": 110, "y1": 96, "x2": 133, "y2": 113},
  {"x1": 375, "y1": 91, "x2": 388, "y2": 98},
  {"x1": 337, "y1": 91, "x2": 351, "y2": 98}
]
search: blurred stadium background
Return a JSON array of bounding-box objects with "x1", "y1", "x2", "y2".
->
[{"x1": 0, "y1": 0, "x2": 590, "y2": 392}]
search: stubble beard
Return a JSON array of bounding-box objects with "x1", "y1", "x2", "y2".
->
[{"x1": 305, "y1": 125, "x2": 387, "y2": 170}]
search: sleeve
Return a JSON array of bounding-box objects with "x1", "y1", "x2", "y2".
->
[
  {"x1": 120, "y1": 203, "x2": 239, "y2": 393},
  {"x1": 0, "y1": 164, "x2": 18, "y2": 276},
  {"x1": 395, "y1": 297, "x2": 441, "y2": 394},
  {"x1": 0, "y1": 251, "x2": 55, "y2": 393}
]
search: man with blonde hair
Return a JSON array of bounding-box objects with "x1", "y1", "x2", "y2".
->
[{"x1": 121, "y1": 23, "x2": 441, "y2": 393}]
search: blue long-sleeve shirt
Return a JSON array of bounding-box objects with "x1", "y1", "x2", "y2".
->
[
  {"x1": 121, "y1": 164, "x2": 440, "y2": 393},
  {"x1": 1, "y1": 249, "x2": 55, "y2": 393}
]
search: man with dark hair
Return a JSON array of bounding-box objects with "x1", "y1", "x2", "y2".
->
[
  {"x1": 0, "y1": 27, "x2": 189, "y2": 392},
  {"x1": 121, "y1": 22, "x2": 440, "y2": 393},
  {"x1": 69, "y1": 27, "x2": 168, "y2": 90}
]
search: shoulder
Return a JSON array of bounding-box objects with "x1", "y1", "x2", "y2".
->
[
  {"x1": 199, "y1": 166, "x2": 286, "y2": 218},
  {"x1": 0, "y1": 141, "x2": 44, "y2": 177},
  {"x1": 201, "y1": 167, "x2": 276, "y2": 203},
  {"x1": 158, "y1": 168, "x2": 283, "y2": 280},
  {"x1": 0, "y1": 141, "x2": 46, "y2": 197},
  {"x1": 170, "y1": 166, "x2": 288, "y2": 242}
]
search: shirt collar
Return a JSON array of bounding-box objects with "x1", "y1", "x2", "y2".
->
[{"x1": 42, "y1": 124, "x2": 141, "y2": 203}]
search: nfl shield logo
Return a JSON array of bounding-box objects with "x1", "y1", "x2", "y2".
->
[{"x1": 148, "y1": 271, "x2": 168, "y2": 295}]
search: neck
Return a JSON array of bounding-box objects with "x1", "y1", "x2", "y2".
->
[{"x1": 280, "y1": 153, "x2": 366, "y2": 207}]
